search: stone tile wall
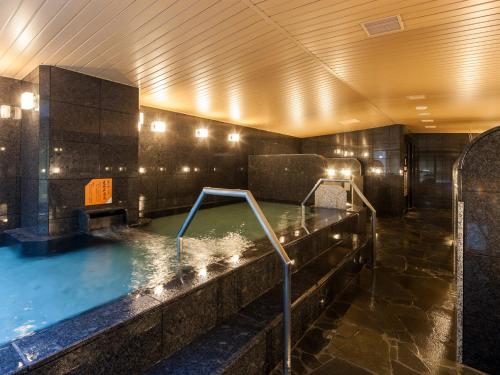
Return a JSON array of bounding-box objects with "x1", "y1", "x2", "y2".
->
[
  {"x1": 413, "y1": 133, "x2": 471, "y2": 209},
  {"x1": 137, "y1": 106, "x2": 301, "y2": 216},
  {"x1": 302, "y1": 125, "x2": 406, "y2": 216},
  {"x1": 457, "y1": 126, "x2": 500, "y2": 374},
  {"x1": 0, "y1": 76, "x2": 22, "y2": 231}
]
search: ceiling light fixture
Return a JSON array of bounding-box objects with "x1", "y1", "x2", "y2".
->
[
  {"x1": 339, "y1": 118, "x2": 360, "y2": 126},
  {"x1": 228, "y1": 133, "x2": 240, "y2": 142},
  {"x1": 424, "y1": 125, "x2": 437, "y2": 129},
  {"x1": 416, "y1": 105, "x2": 428, "y2": 110},
  {"x1": 421, "y1": 119, "x2": 434, "y2": 123},
  {"x1": 418, "y1": 112, "x2": 431, "y2": 116},
  {"x1": 406, "y1": 95, "x2": 426, "y2": 100}
]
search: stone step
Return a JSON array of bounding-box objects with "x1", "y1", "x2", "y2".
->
[{"x1": 145, "y1": 241, "x2": 366, "y2": 375}]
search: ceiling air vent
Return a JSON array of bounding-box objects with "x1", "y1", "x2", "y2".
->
[{"x1": 361, "y1": 15, "x2": 404, "y2": 37}]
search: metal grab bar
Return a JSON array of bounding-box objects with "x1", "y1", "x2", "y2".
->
[
  {"x1": 176, "y1": 187, "x2": 292, "y2": 375},
  {"x1": 301, "y1": 178, "x2": 377, "y2": 265}
]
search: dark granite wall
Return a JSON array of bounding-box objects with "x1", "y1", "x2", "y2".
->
[
  {"x1": 138, "y1": 106, "x2": 301, "y2": 216},
  {"x1": 20, "y1": 66, "x2": 139, "y2": 236},
  {"x1": 301, "y1": 125, "x2": 406, "y2": 216},
  {"x1": 248, "y1": 154, "x2": 327, "y2": 203},
  {"x1": 0, "y1": 76, "x2": 22, "y2": 231},
  {"x1": 413, "y1": 134, "x2": 471, "y2": 209},
  {"x1": 457, "y1": 126, "x2": 500, "y2": 373}
]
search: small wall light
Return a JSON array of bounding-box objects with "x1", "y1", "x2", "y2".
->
[
  {"x1": 51, "y1": 167, "x2": 61, "y2": 174},
  {"x1": 326, "y1": 168, "x2": 336, "y2": 177},
  {"x1": 21, "y1": 92, "x2": 35, "y2": 110},
  {"x1": 362, "y1": 152, "x2": 369, "y2": 158},
  {"x1": 228, "y1": 133, "x2": 240, "y2": 142},
  {"x1": 341, "y1": 168, "x2": 352, "y2": 177},
  {"x1": 151, "y1": 120, "x2": 166, "y2": 133},
  {"x1": 182, "y1": 166, "x2": 191, "y2": 173},
  {"x1": 195, "y1": 128, "x2": 208, "y2": 138},
  {"x1": 0, "y1": 105, "x2": 11, "y2": 119},
  {"x1": 138, "y1": 112, "x2": 144, "y2": 131},
  {"x1": 139, "y1": 167, "x2": 146, "y2": 174}
]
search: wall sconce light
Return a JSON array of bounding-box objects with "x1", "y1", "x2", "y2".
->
[
  {"x1": 182, "y1": 166, "x2": 191, "y2": 173},
  {"x1": 0, "y1": 105, "x2": 11, "y2": 119},
  {"x1": 51, "y1": 167, "x2": 61, "y2": 174},
  {"x1": 334, "y1": 148, "x2": 342, "y2": 155},
  {"x1": 195, "y1": 128, "x2": 208, "y2": 138},
  {"x1": 138, "y1": 112, "x2": 144, "y2": 131},
  {"x1": 151, "y1": 120, "x2": 166, "y2": 133},
  {"x1": 362, "y1": 152, "x2": 369, "y2": 158},
  {"x1": 194, "y1": 167, "x2": 200, "y2": 172},
  {"x1": 139, "y1": 167, "x2": 146, "y2": 174},
  {"x1": 228, "y1": 133, "x2": 240, "y2": 142},
  {"x1": 341, "y1": 168, "x2": 352, "y2": 177},
  {"x1": 326, "y1": 168, "x2": 336, "y2": 177},
  {"x1": 21, "y1": 92, "x2": 35, "y2": 110}
]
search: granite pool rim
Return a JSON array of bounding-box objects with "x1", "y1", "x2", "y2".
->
[{"x1": 0, "y1": 206, "x2": 358, "y2": 374}]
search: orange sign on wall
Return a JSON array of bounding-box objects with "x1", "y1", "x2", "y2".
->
[{"x1": 85, "y1": 178, "x2": 113, "y2": 206}]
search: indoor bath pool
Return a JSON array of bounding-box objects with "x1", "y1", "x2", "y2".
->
[{"x1": 0, "y1": 201, "x2": 315, "y2": 345}]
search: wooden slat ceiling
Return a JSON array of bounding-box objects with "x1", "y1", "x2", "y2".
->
[{"x1": 0, "y1": 0, "x2": 498, "y2": 136}]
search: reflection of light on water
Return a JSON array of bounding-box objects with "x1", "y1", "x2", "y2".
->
[
  {"x1": 230, "y1": 255, "x2": 240, "y2": 265},
  {"x1": 197, "y1": 266, "x2": 207, "y2": 278},
  {"x1": 14, "y1": 320, "x2": 35, "y2": 336},
  {"x1": 153, "y1": 285, "x2": 164, "y2": 296}
]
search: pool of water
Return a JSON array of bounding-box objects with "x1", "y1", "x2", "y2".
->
[{"x1": 0, "y1": 202, "x2": 314, "y2": 345}]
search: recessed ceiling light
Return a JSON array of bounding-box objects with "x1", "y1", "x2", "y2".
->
[
  {"x1": 418, "y1": 112, "x2": 431, "y2": 116},
  {"x1": 339, "y1": 118, "x2": 360, "y2": 126},
  {"x1": 421, "y1": 119, "x2": 434, "y2": 123},
  {"x1": 416, "y1": 106, "x2": 428, "y2": 111},
  {"x1": 406, "y1": 95, "x2": 426, "y2": 100},
  {"x1": 424, "y1": 125, "x2": 437, "y2": 129}
]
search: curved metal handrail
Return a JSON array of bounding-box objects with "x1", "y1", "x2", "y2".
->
[
  {"x1": 176, "y1": 187, "x2": 292, "y2": 375},
  {"x1": 301, "y1": 178, "x2": 377, "y2": 265}
]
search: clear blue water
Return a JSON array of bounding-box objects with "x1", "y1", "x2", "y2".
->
[{"x1": 0, "y1": 202, "x2": 313, "y2": 345}]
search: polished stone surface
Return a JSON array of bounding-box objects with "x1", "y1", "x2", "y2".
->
[
  {"x1": 271, "y1": 209, "x2": 485, "y2": 375},
  {"x1": 413, "y1": 134, "x2": 471, "y2": 209},
  {"x1": 314, "y1": 184, "x2": 346, "y2": 209},
  {"x1": 138, "y1": 106, "x2": 301, "y2": 216},
  {"x1": 302, "y1": 124, "x2": 406, "y2": 216},
  {"x1": 457, "y1": 126, "x2": 500, "y2": 374},
  {"x1": 148, "y1": 314, "x2": 266, "y2": 375},
  {"x1": 248, "y1": 154, "x2": 326, "y2": 203}
]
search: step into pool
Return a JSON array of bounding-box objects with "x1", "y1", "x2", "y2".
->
[{"x1": 0, "y1": 202, "x2": 316, "y2": 345}]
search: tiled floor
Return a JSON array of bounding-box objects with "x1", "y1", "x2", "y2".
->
[{"x1": 272, "y1": 209, "x2": 485, "y2": 375}]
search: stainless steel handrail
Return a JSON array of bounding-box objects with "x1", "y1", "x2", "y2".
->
[
  {"x1": 301, "y1": 178, "x2": 377, "y2": 265},
  {"x1": 176, "y1": 187, "x2": 292, "y2": 375}
]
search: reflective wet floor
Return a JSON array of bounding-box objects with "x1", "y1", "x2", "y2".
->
[{"x1": 272, "y1": 209, "x2": 485, "y2": 375}]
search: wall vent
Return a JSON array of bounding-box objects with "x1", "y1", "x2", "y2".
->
[{"x1": 361, "y1": 15, "x2": 404, "y2": 37}]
